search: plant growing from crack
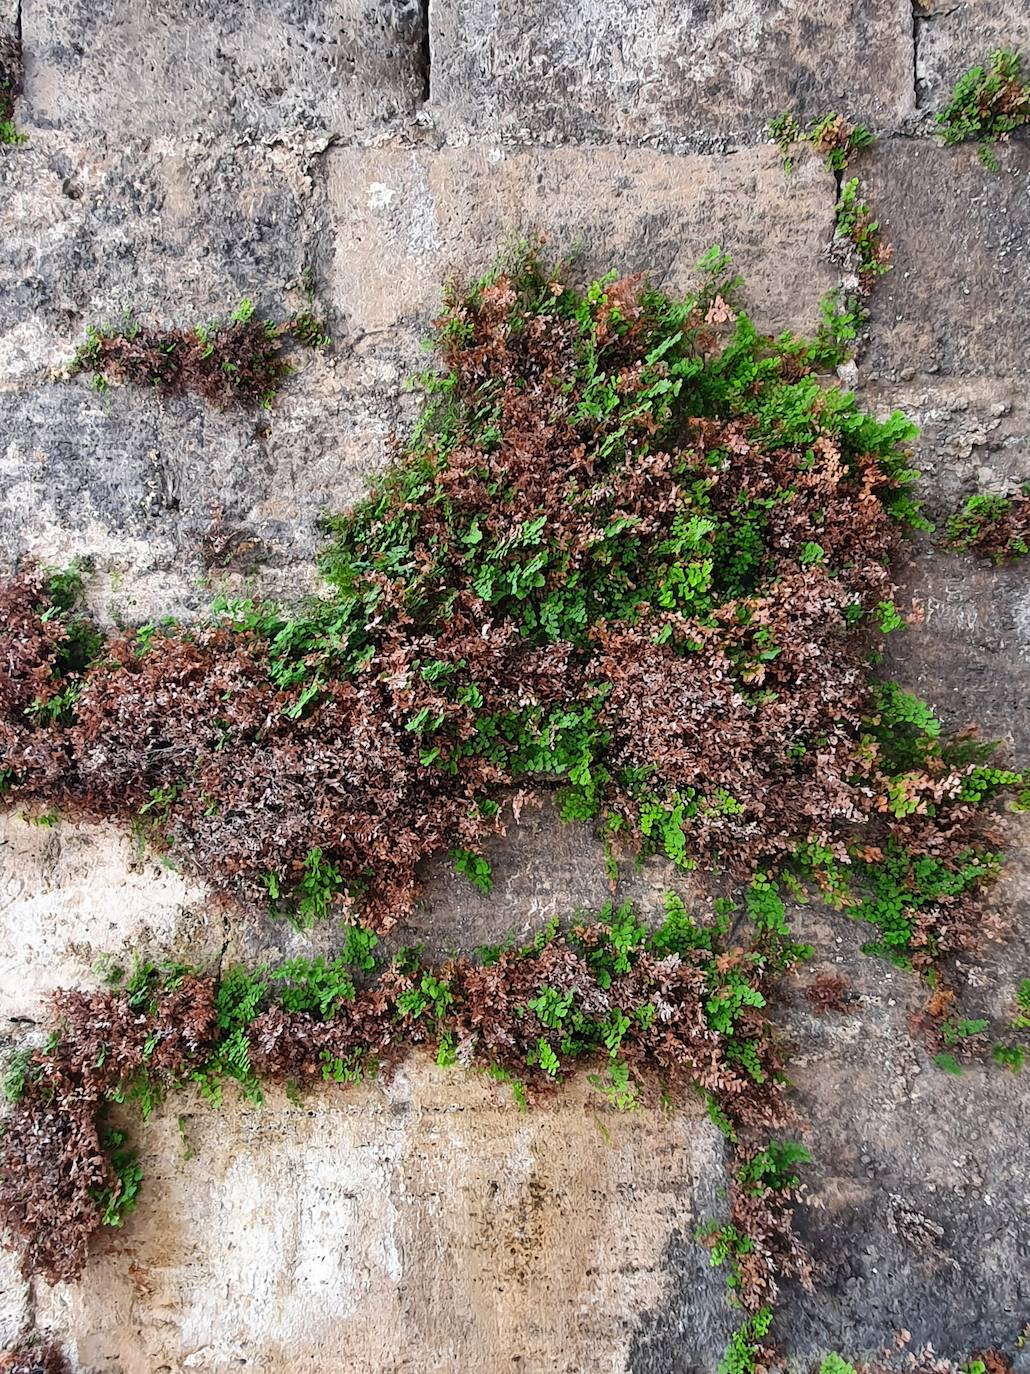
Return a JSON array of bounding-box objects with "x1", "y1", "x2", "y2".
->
[
  {"x1": 66, "y1": 290, "x2": 331, "y2": 410},
  {"x1": 945, "y1": 487, "x2": 1030, "y2": 562},
  {"x1": 767, "y1": 110, "x2": 874, "y2": 175},
  {"x1": 0, "y1": 34, "x2": 25, "y2": 147},
  {"x1": 937, "y1": 49, "x2": 1030, "y2": 169}
]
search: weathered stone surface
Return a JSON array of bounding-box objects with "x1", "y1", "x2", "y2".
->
[
  {"x1": 916, "y1": 0, "x2": 1030, "y2": 111},
  {"x1": 325, "y1": 143, "x2": 837, "y2": 336},
  {"x1": 859, "y1": 139, "x2": 1030, "y2": 381},
  {"x1": 430, "y1": 0, "x2": 914, "y2": 144},
  {"x1": 0, "y1": 341, "x2": 413, "y2": 609},
  {"x1": 884, "y1": 550, "x2": 1030, "y2": 755},
  {"x1": 0, "y1": 138, "x2": 313, "y2": 380},
  {"x1": 27, "y1": 1071, "x2": 725, "y2": 1373},
  {"x1": 0, "y1": 814, "x2": 220, "y2": 1022},
  {"x1": 778, "y1": 888, "x2": 1030, "y2": 1361},
  {"x1": 866, "y1": 377, "x2": 1029, "y2": 517},
  {"x1": 20, "y1": 0, "x2": 426, "y2": 143}
]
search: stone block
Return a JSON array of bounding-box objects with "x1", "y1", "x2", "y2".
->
[
  {"x1": 859, "y1": 139, "x2": 1030, "y2": 381},
  {"x1": 430, "y1": 0, "x2": 914, "y2": 143},
  {"x1": 885, "y1": 550, "x2": 1030, "y2": 754},
  {"x1": 0, "y1": 139, "x2": 312, "y2": 380},
  {"x1": 326, "y1": 143, "x2": 837, "y2": 338},
  {"x1": 916, "y1": 0, "x2": 1030, "y2": 111},
  {"x1": 20, "y1": 0, "x2": 426, "y2": 142},
  {"x1": 0, "y1": 338, "x2": 413, "y2": 612},
  {"x1": 777, "y1": 897, "x2": 1030, "y2": 1357},
  {"x1": 33, "y1": 1071, "x2": 725, "y2": 1373},
  {"x1": 0, "y1": 814, "x2": 220, "y2": 1022},
  {"x1": 865, "y1": 377, "x2": 1029, "y2": 515}
]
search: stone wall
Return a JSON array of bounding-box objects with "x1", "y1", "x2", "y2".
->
[{"x1": 1, "y1": 2, "x2": 1029, "y2": 1371}]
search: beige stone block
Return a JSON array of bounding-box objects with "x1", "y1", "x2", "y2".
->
[
  {"x1": 326, "y1": 144, "x2": 837, "y2": 338},
  {"x1": 33, "y1": 1071, "x2": 724, "y2": 1373},
  {"x1": 0, "y1": 815, "x2": 220, "y2": 1021}
]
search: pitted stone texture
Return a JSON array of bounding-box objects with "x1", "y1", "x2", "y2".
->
[
  {"x1": 0, "y1": 138, "x2": 313, "y2": 381},
  {"x1": 430, "y1": 0, "x2": 913, "y2": 144},
  {"x1": 883, "y1": 550, "x2": 1030, "y2": 755},
  {"x1": 865, "y1": 377, "x2": 1029, "y2": 516},
  {"x1": 916, "y1": 0, "x2": 1030, "y2": 111},
  {"x1": 0, "y1": 341, "x2": 414, "y2": 608},
  {"x1": 0, "y1": 814, "x2": 221, "y2": 1022},
  {"x1": 774, "y1": 893, "x2": 1030, "y2": 1361},
  {"x1": 326, "y1": 143, "x2": 837, "y2": 337},
  {"x1": 30, "y1": 1072, "x2": 725, "y2": 1373},
  {"x1": 0, "y1": 1248, "x2": 30, "y2": 1346},
  {"x1": 20, "y1": 0, "x2": 425, "y2": 142},
  {"x1": 859, "y1": 140, "x2": 1030, "y2": 381}
]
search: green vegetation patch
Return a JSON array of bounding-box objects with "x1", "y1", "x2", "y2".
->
[{"x1": 937, "y1": 49, "x2": 1030, "y2": 169}]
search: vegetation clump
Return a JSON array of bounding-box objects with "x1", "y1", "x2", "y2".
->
[
  {"x1": 0, "y1": 33, "x2": 24, "y2": 146},
  {"x1": 833, "y1": 177, "x2": 893, "y2": 293},
  {"x1": 0, "y1": 1344, "x2": 71, "y2": 1374},
  {"x1": 945, "y1": 488, "x2": 1029, "y2": 562},
  {"x1": 0, "y1": 894, "x2": 799, "y2": 1281},
  {"x1": 66, "y1": 294, "x2": 330, "y2": 410},
  {"x1": 937, "y1": 50, "x2": 1030, "y2": 170},
  {"x1": 2, "y1": 250, "x2": 1028, "y2": 1364},
  {"x1": 6, "y1": 248, "x2": 1023, "y2": 947},
  {"x1": 767, "y1": 111, "x2": 875, "y2": 175}
]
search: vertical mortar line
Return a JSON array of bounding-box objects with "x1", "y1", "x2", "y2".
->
[
  {"x1": 420, "y1": 0, "x2": 431, "y2": 104},
  {"x1": 911, "y1": 1, "x2": 923, "y2": 110}
]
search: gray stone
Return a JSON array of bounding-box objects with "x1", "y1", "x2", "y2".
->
[
  {"x1": 884, "y1": 549, "x2": 1030, "y2": 755},
  {"x1": 859, "y1": 139, "x2": 1030, "y2": 381},
  {"x1": 430, "y1": 0, "x2": 914, "y2": 145},
  {"x1": 325, "y1": 143, "x2": 838, "y2": 338},
  {"x1": 776, "y1": 900, "x2": 1030, "y2": 1360},
  {"x1": 916, "y1": 0, "x2": 1030, "y2": 112},
  {"x1": 866, "y1": 376, "x2": 1030, "y2": 516},
  {"x1": 0, "y1": 339, "x2": 414, "y2": 614},
  {"x1": 0, "y1": 137, "x2": 314, "y2": 380},
  {"x1": 20, "y1": 0, "x2": 426, "y2": 143}
]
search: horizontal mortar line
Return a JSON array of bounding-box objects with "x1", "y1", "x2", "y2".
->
[{"x1": 3, "y1": 123, "x2": 949, "y2": 164}]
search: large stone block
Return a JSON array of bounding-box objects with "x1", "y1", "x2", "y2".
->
[
  {"x1": 325, "y1": 143, "x2": 837, "y2": 337},
  {"x1": 429, "y1": 0, "x2": 914, "y2": 144},
  {"x1": 20, "y1": 0, "x2": 426, "y2": 143},
  {"x1": 884, "y1": 550, "x2": 1030, "y2": 755},
  {"x1": 0, "y1": 339, "x2": 412, "y2": 610},
  {"x1": 775, "y1": 894, "x2": 1030, "y2": 1358},
  {"x1": 916, "y1": 0, "x2": 1030, "y2": 111},
  {"x1": 859, "y1": 139, "x2": 1030, "y2": 381},
  {"x1": 33, "y1": 1071, "x2": 726, "y2": 1373},
  {"x1": 0, "y1": 139, "x2": 313, "y2": 380}
]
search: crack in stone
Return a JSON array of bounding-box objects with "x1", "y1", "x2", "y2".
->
[
  {"x1": 912, "y1": 1, "x2": 925, "y2": 110},
  {"x1": 419, "y1": 0, "x2": 431, "y2": 104}
]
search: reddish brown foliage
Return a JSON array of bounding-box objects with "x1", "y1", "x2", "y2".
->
[
  {"x1": 0, "y1": 1345, "x2": 70, "y2": 1374},
  {"x1": 0, "y1": 915, "x2": 790, "y2": 1282},
  {"x1": 803, "y1": 972, "x2": 855, "y2": 1015}
]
